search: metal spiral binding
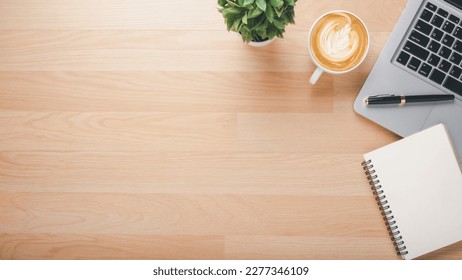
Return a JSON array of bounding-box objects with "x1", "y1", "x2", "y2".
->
[{"x1": 362, "y1": 160, "x2": 409, "y2": 257}]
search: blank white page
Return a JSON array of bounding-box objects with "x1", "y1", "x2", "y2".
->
[{"x1": 364, "y1": 124, "x2": 462, "y2": 259}]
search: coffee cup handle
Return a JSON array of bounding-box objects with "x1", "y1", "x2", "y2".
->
[{"x1": 309, "y1": 67, "x2": 324, "y2": 85}]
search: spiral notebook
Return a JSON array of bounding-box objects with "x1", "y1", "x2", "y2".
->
[{"x1": 362, "y1": 124, "x2": 462, "y2": 259}]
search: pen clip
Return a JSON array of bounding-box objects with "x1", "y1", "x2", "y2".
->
[{"x1": 368, "y1": 94, "x2": 396, "y2": 98}]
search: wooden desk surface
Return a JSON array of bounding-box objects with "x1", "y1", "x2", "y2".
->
[{"x1": 1, "y1": 0, "x2": 461, "y2": 260}]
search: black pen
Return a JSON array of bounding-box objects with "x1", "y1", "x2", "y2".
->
[{"x1": 365, "y1": 94, "x2": 455, "y2": 105}]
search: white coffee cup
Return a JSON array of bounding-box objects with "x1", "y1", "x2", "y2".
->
[{"x1": 308, "y1": 10, "x2": 370, "y2": 85}]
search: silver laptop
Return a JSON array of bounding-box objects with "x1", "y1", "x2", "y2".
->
[{"x1": 354, "y1": 0, "x2": 462, "y2": 160}]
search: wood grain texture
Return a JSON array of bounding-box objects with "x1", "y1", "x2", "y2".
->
[
  {"x1": 0, "y1": 233, "x2": 225, "y2": 260},
  {"x1": 225, "y1": 236, "x2": 397, "y2": 260},
  {"x1": 1, "y1": 0, "x2": 459, "y2": 260},
  {"x1": 0, "y1": 71, "x2": 332, "y2": 112},
  {"x1": 0, "y1": 151, "x2": 369, "y2": 195},
  {"x1": 0, "y1": 30, "x2": 389, "y2": 72},
  {"x1": 0, "y1": 0, "x2": 405, "y2": 31}
]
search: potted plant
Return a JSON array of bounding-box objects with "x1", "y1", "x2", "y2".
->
[{"x1": 218, "y1": 0, "x2": 297, "y2": 47}]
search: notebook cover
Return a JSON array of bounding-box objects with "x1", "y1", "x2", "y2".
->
[{"x1": 363, "y1": 124, "x2": 462, "y2": 259}]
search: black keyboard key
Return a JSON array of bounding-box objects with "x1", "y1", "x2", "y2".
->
[
  {"x1": 419, "y1": 63, "x2": 433, "y2": 77},
  {"x1": 450, "y1": 65, "x2": 462, "y2": 79},
  {"x1": 404, "y1": 41, "x2": 430, "y2": 60},
  {"x1": 409, "y1": 30, "x2": 430, "y2": 47},
  {"x1": 430, "y1": 28, "x2": 444, "y2": 41},
  {"x1": 443, "y1": 76, "x2": 462, "y2": 96},
  {"x1": 429, "y1": 68, "x2": 446, "y2": 84},
  {"x1": 443, "y1": 21, "x2": 455, "y2": 33},
  {"x1": 415, "y1": 19, "x2": 434, "y2": 35},
  {"x1": 437, "y1": 8, "x2": 449, "y2": 18},
  {"x1": 449, "y1": 52, "x2": 462, "y2": 65},
  {"x1": 454, "y1": 27, "x2": 462, "y2": 40},
  {"x1": 449, "y1": 14, "x2": 460, "y2": 24},
  {"x1": 428, "y1": 53, "x2": 441, "y2": 66},
  {"x1": 421, "y1": 9, "x2": 433, "y2": 22},
  {"x1": 396, "y1": 51, "x2": 411, "y2": 66},
  {"x1": 438, "y1": 59, "x2": 452, "y2": 72},
  {"x1": 439, "y1": 46, "x2": 452, "y2": 59},
  {"x1": 426, "y1": 2, "x2": 437, "y2": 12},
  {"x1": 454, "y1": 40, "x2": 462, "y2": 53},
  {"x1": 442, "y1": 34, "x2": 455, "y2": 47},
  {"x1": 428, "y1": 40, "x2": 441, "y2": 52},
  {"x1": 408, "y1": 57, "x2": 422, "y2": 71},
  {"x1": 431, "y1": 15, "x2": 444, "y2": 28}
]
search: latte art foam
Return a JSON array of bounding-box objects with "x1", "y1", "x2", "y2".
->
[
  {"x1": 310, "y1": 12, "x2": 369, "y2": 72},
  {"x1": 321, "y1": 23, "x2": 356, "y2": 61}
]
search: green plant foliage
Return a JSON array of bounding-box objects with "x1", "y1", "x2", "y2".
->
[{"x1": 218, "y1": 0, "x2": 297, "y2": 43}]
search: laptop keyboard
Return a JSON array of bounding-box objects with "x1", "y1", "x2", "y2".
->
[{"x1": 395, "y1": 1, "x2": 462, "y2": 96}]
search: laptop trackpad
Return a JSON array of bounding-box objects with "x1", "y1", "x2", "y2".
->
[{"x1": 423, "y1": 100, "x2": 462, "y2": 160}]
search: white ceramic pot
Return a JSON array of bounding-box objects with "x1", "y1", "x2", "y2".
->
[{"x1": 247, "y1": 37, "x2": 276, "y2": 47}]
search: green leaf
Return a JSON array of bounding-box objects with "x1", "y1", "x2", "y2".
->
[
  {"x1": 267, "y1": 26, "x2": 277, "y2": 40},
  {"x1": 223, "y1": 7, "x2": 243, "y2": 16},
  {"x1": 217, "y1": 0, "x2": 227, "y2": 7},
  {"x1": 266, "y1": 5, "x2": 275, "y2": 23},
  {"x1": 221, "y1": 9, "x2": 229, "y2": 17},
  {"x1": 243, "y1": 0, "x2": 255, "y2": 5},
  {"x1": 281, "y1": 10, "x2": 295, "y2": 24},
  {"x1": 270, "y1": 0, "x2": 284, "y2": 8},
  {"x1": 225, "y1": 0, "x2": 240, "y2": 7},
  {"x1": 255, "y1": 25, "x2": 268, "y2": 41},
  {"x1": 242, "y1": 12, "x2": 248, "y2": 24},
  {"x1": 226, "y1": 17, "x2": 234, "y2": 30},
  {"x1": 232, "y1": 18, "x2": 242, "y2": 31},
  {"x1": 240, "y1": 27, "x2": 253, "y2": 43},
  {"x1": 287, "y1": 0, "x2": 295, "y2": 6},
  {"x1": 248, "y1": 6, "x2": 264, "y2": 18},
  {"x1": 256, "y1": 0, "x2": 266, "y2": 11},
  {"x1": 272, "y1": 19, "x2": 284, "y2": 29},
  {"x1": 274, "y1": 7, "x2": 283, "y2": 17}
]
